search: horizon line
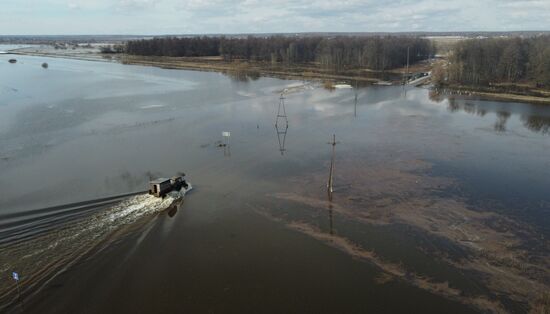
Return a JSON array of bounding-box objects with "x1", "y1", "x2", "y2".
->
[{"x1": 2, "y1": 30, "x2": 550, "y2": 37}]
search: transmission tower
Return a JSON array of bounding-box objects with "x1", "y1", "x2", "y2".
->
[{"x1": 275, "y1": 93, "x2": 288, "y2": 128}]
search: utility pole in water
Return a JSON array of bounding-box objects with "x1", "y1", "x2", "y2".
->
[
  {"x1": 406, "y1": 46, "x2": 410, "y2": 84},
  {"x1": 327, "y1": 134, "x2": 339, "y2": 201},
  {"x1": 403, "y1": 47, "x2": 410, "y2": 89},
  {"x1": 354, "y1": 81, "x2": 358, "y2": 118}
]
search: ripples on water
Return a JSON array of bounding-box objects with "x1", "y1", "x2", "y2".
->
[
  {"x1": 0, "y1": 193, "x2": 182, "y2": 311},
  {"x1": 1, "y1": 53, "x2": 549, "y2": 313}
]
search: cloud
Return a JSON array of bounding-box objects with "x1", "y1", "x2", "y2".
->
[
  {"x1": 115, "y1": 0, "x2": 160, "y2": 11},
  {"x1": 0, "y1": 0, "x2": 549, "y2": 35},
  {"x1": 67, "y1": 2, "x2": 80, "y2": 9}
]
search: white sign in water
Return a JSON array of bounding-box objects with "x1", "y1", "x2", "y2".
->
[{"x1": 222, "y1": 131, "x2": 230, "y2": 137}]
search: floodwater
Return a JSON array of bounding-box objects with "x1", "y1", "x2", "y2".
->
[{"x1": 0, "y1": 51, "x2": 549, "y2": 313}]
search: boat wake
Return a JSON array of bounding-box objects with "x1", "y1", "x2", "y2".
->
[{"x1": 0, "y1": 191, "x2": 187, "y2": 311}]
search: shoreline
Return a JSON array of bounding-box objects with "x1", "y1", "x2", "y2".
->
[
  {"x1": 9, "y1": 49, "x2": 550, "y2": 104},
  {"x1": 119, "y1": 55, "x2": 388, "y2": 83},
  {"x1": 10, "y1": 49, "x2": 393, "y2": 84},
  {"x1": 433, "y1": 84, "x2": 550, "y2": 105}
]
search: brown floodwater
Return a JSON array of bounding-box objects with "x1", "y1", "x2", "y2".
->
[{"x1": 0, "y1": 52, "x2": 549, "y2": 313}]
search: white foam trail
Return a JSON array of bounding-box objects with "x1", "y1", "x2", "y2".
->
[{"x1": 0, "y1": 187, "x2": 191, "y2": 306}]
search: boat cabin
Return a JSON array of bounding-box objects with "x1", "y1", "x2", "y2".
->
[
  {"x1": 148, "y1": 175, "x2": 188, "y2": 197},
  {"x1": 149, "y1": 178, "x2": 172, "y2": 197}
]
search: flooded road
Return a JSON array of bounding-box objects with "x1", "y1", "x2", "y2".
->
[{"x1": 0, "y1": 52, "x2": 549, "y2": 313}]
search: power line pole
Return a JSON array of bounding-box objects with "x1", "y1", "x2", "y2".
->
[
  {"x1": 275, "y1": 92, "x2": 289, "y2": 155},
  {"x1": 354, "y1": 80, "x2": 358, "y2": 118},
  {"x1": 327, "y1": 134, "x2": 339, "y2": 201},
  {"x1": 275, "y1": 93, "x2": 288, "y2": 128},
  {"x1": 406, "y1": 46, "x2": 410, "y2": 83}
]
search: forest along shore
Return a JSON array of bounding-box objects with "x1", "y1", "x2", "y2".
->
[
  {"x1": 118, "y1": 55, "x2": 426, "y2": 84},
  {"x1": 120, "y1": 36, "x2": 431, "y2": 84},
  {"x1": 9, "y1": 45, "x2": 422, "y2": 85},
  {"x1": 8, "y1": 34, "x2": 550, "y2": 104},
  {"x1": 431, "y1": 36, "x2": 550, "y2": 104}
]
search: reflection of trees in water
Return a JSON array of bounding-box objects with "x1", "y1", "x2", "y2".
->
[
  {"x1": 521, "y1": 115, "x2": 550, "y2": 134},
  {"x1": 431, "y1": 89, "x2": 550, "y2": 135},
  {"x1": 494, "y1": 111, "x2": 511, "y2": 132},
  {"x1": 429, "y1": 90, "x2": 446, "y2": 103},
  {"x1": 463, "y1": 102, "x2": 487, "y2": 117},
  {"x1": 446, "y1": 99, "x2": 487, "y2": 117},
  {"x1": 447, "y1": 97, "x2": 459, "y2": 112}
]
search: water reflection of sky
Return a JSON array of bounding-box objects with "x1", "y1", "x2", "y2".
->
[
  {"x1": 1, "y1": 54, "x2": 549, "y2": 231},
  {"x1": 1, "y1": 54, "x2": 549, "y2": 313}
]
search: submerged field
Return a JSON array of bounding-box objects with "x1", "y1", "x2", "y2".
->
[{"x1": 0, "y1": 52, "x2": 549, "y2": 313}]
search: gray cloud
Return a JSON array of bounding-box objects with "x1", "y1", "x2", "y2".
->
[{"x1": 0, "y1": 0, "x2": 549, "y2": 34}]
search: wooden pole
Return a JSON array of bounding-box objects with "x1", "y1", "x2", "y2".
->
[
  {"x1": 406, "y1": 46, "x2": 410, "y2": 83},
  {"x1": 354, "y1": 81, "x2": 358, "y2": 118},
  {"x1": 327, "y1": 134, "x2": 337, "y2": 201}
]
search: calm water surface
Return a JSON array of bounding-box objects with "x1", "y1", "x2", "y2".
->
[{"x1": 0, "y1": 52, "x2": 549, "y2": 313}]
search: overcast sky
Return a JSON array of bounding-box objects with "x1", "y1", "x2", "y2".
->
[{"x1": 1, "y1": 0, "x2": 550, "y2": 35}]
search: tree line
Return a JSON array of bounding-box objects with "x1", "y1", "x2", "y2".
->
[
  {"x1": 438, "y1": 36, "x2": 550, "y2": 87},
  {"x1": 125, "y1": 36, "x2": 434, "y2": 71}
]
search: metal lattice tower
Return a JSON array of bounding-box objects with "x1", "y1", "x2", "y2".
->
[
  {"x1": 275, "y1": 92, "x2": 289, "y2": 155},
  {"x1": 275, "y1": 93, "x2": 288, "y2": 128}
]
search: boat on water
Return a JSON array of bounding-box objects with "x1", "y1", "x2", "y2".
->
[
  {"x1": 8, "y1": 59, "x2": 17, "y2": 63},
  {"x1": 148, "y1": 174, "x2": 191, "y2": 198}
]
